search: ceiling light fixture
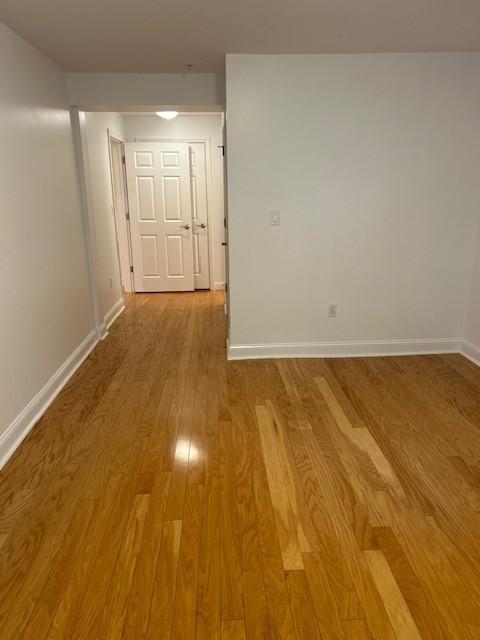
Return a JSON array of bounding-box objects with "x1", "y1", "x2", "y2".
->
[{"x1": 155, "y1": 110, "x2": 178, "y2": 120}]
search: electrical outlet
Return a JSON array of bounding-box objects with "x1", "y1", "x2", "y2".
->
[
  {"x1": 328, "y1": 303, "x2": 337, "y2": 317},
  {"x1": 270, "y1": 210, "x2": 281, "y2": 226}
]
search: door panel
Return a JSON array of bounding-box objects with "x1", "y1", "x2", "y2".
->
[
  {"x1": 165, "y1": 235, "x2": 185, "y2": 276},
  {"x1": 137, "y1": 176, "x2": 155, "y2": 220},
  {"x1": 163, "y1": 177, "x2": 182, "y2": 220},
  {"x1": 189, "y1": 143, "x2": 210, "y2": 289},
  {"x1": 140, "y1": 235, "x2": 158, "y2": 275},
  {"x1": 109, "y1": 139, "x2": 133, "y2": 293},
  {"x1": 125, "y1": 142, "x2": 194, "y2": 292}
]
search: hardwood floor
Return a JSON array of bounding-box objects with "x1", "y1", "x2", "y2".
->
[{"x1": 1, "y1": 291, "x2": 480, "y2": 638}]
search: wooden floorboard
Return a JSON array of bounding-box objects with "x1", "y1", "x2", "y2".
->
[{"x1": 1, "y1": 291, "x2": 480, "y2": 638}]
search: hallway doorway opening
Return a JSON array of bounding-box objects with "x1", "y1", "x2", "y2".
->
[{"x1": 74, "y1": 107, "x2": 229, "y2": 341}]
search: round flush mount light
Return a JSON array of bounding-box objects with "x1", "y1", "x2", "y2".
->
[{"x1": 155, "y1": 111, "x2": 178, "y2": 120}]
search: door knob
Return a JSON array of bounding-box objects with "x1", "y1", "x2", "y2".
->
[
  {"x1": 180, "y1": 223, "x2": 190, "y2": 230},
  {"x1": 194, "y1": 222, "x2": 207, "y2": 229}
]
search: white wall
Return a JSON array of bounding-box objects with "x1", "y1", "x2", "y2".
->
[
  {"x1": 226, "y1": 54, "x2": 480, "y2": 356},
  {"x1": 123, "y1": 114, "x2": 226, "y2": 290},
  {"x1": 464, "y1": 230, "x2": 480, "y2": 358},
  {"x1": 82, "y1": 112, "x2": 125, "y2": 319},
  {"x1": 0, "y1": 24, "x2": 94, "y2": 450},
  {"x1": 66, "y1": 73, "x2": 225, "y2": 108}
]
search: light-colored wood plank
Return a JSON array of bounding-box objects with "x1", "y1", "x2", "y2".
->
[
  {"x1": 249, "y1": 430, "x2": 297, "y2": 640},
  {"x1": 255, "y1": 404, "x2": 304, "y2": 570},
  {"x1": 219, "y1": 421, "x2": 244, "y2": 621},
  {"x1": 196, "y1": 405, "x2": 222, "y2": 640},
  {"x1": 364, "y1": 549, "x2": 422, "y2": 640},
  {"x1": 373, "y1": 525, "x2": 449, "y2": 640},
  {"x1": 171, "y1": 482, "x2": 204, "y2": 639},
  {"x1": 231, "y1": 407, "x2": 262, "y2": 572},
  {"x1": 303, "y1": 551, "x2": 349, "y2": 639},
  {"x1": 146, "y1": 518, "x2": 182, "y2": 639},
  {"x1": 276, "y1": 360, "x2": 313, "y2": 430},
  {"x1": 221, "y1": 619, "x2": 247, "y2": 640},
  {"x1": 285, "y1": 570, "x2": 322, "y2": 640},
  {"x1": 164, "y1": 387, "x2": 195, "y2": 521},
  {"x1": 243, "y1": 570, "x2": 269, "y2": 640},
  {"x1": 97, "y1": 493, "x2": 150, "y2": 640},
  {"x1": 122, "y1": 471, "x2": 171, "y2": 639},
  {"x1": 315, "y1": 377, "x2": 406, "y2": 499},
  {"x1": 342, "y1": 619, "x2": 370, "y2": 639}
]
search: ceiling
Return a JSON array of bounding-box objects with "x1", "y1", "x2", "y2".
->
[{"x1": 2, "y1": 0, "x2": 480, "y2": 73}]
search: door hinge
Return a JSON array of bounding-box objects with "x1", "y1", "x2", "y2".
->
[
  {"x1": 126, "y1": 212, "x2": 130, "y2": 221},
  {"x1": 122, "y1": 155, "x2": 126, "y2": 164},
  {"x1": 130, "y1": 265, "x2": 134, "y2": 273},
  {"x1": 217, "y1": 145, "x2": 225, "y2": 156}
]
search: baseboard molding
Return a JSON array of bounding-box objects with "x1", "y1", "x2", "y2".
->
[
  {"x1": 461, "y1": 340, "x2": 480, "y2": 367},
  {"x1": 100, "y1": 298, "x2": 125, "y2": 339},
  {"x1": 0, "y1": 329, "x2": 98, "y2": 470},
  {"x1": 212, "y1": 281, "x2": 225, "y2": 291},
  {"x1": 228, "y1": 338, "x2": 462, "y2": 361}
]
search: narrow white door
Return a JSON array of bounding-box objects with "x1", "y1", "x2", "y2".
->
[
  {"x1": 109, "y1": 138, "x2": 133, "y2": 292},
  {"x1": 125, "y1": 142, "x2": 194, "y2": 292},
  {"x1": 189, "y1": 143, "x2": 210, "y2": 289}
]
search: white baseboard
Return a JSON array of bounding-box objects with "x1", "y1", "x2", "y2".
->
[
  {"x1": 105, "y1": 298, "x2": 125, "y2": 330},
  {"x1": 0, "y1": 299, "x2": 126, "y2": 469},
  {"x1": 228, "y1": 338, "x2": 462, "y2": 361},
  {"x1": 100, "y1": 298, "x2": 125, "y2": 339},
  {"x1": 0, "y1": 330, "x2": 98, "y2": 470},
  {"x1": 461, "y1": 340, "x2": 480, "y2": 367},
  {"x1": 212, "y1": 281, "x2": 225, "y2": 291}
]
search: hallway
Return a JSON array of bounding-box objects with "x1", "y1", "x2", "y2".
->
[{"x1": 1, "y1": 291, "x2": 480, "y2": 638}]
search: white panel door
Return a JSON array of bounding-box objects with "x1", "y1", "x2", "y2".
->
[
  {"x1": 125, "y1": 142, "x2": 194, "y2": 292},
  {"x1": 189, "y1": 143, "x2": 210, "y2": 289}
]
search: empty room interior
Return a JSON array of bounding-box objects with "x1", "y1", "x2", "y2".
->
[{"x1": 2, "y1": 1, "x2": 480, "y2": 638}]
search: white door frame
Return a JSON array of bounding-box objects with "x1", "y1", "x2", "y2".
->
[
  {"x1": 108, "y1": 133, "x2": 135, "y2": 293},
  {"x1": 71, "y1": 105, "x2": 227, "y2": 344},
  {"x1": 135, "y1": 137, "x2": 217, "y2": 292},
  {"x1": 70, "y1": 108, "x2": 104, "y2": 338}
]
